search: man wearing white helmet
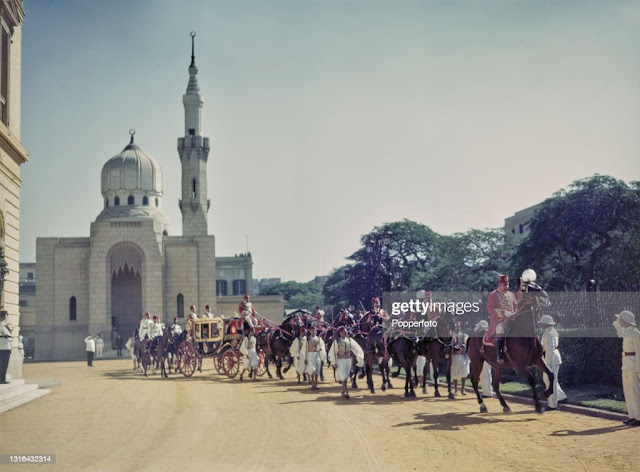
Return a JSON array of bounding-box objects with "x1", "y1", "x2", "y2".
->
[
  {"x1": 613, "y1": 310, "x2": 640, "y2": 427},
  {"x1": 473, "y1": 320, "x2": 493, "y2": 397},
  {"x1": 538, "y1": 315, "x2": 563, "y2": 411}
]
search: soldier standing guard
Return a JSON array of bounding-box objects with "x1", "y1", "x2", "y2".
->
[
  {"x1": 328, "y1": 326, "x2": 364, "y2": 399},
  {"x1": 613, "y1": 310, "x2": 640, "y2": 427},
  {"x1": 487, "y1": 274, "x2": 518, "y2": 364}
]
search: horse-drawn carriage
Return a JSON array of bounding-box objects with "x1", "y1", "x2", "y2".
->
[{"x1": 176, "y1": 316, "x2": 267, "y2": 378}]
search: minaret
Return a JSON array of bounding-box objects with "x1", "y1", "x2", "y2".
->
[{"x1": 178, "y1": 31, "x2": 210, "y2": 237}]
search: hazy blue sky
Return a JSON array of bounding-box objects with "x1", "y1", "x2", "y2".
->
[{"x1": 20, "y1": 0, "x2": 640, "y2": 281}]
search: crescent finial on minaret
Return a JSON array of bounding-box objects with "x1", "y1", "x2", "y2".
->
[{"x1": 190, "y1": 31, "x2": 196, "y2": 67}]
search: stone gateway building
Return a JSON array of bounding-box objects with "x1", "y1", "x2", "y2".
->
[{"x1": 35, "y1": 37, "x2": 281, "y2": 360}]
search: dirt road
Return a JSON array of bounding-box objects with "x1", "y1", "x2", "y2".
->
[{"x1": 0, "y1": 359, "x2": 635, "y2": 472}]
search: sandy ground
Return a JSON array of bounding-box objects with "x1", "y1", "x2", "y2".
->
[{"x1": 0, "y1": 358, "x2": 636, "y2": 472}]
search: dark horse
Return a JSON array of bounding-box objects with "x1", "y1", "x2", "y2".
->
[
  {"x1": 156, "y1": 327, "x2": 186, "y2": 378},
  {"x1": 260, "y1": 316, "x2": 299, "y2": 380},
  {"x1": 351, "y1": 319, "x2": 392, "y2": 394},
  {"x1": 134, "y1": 331, "x2": 152, "y2": 377},
  {"x1": 385, "y1": 335, "x2": 418, "y2": 398},
  {"x1": 467, "y1": 282, "x2": 554, "y2": 413},
  {"x1": 416, "y1": 310, "x2": 455, "y2": 399}
]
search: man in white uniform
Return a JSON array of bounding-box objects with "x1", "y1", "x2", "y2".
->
[
  {"x1": 613, "y1": 310, "x2": 640, "y2": 427},
  {"x1": 329, "y1": 326, "x2": 364, "y2": 399},
  {"x1": 84, "y1": 334, "x2": 95, "y2": 367},
  {"x1": 204, "y1": 305, "x2": 215, "y2": 319},
  {"x1": 170, "y1": 317, "x2": 183, "y2": 335},
  {"x1": 95, "y1": 334, "x2": 104, "y2": 359},
  {"x1": 538, "y1": 315, "x2": 564, "y2": 411},
  {"x1": 138, "y1": 312, "x2": 153, "y2": 341},
  {"x1": 0, "y1": 311, "x2": 12, "y2": 382},
  {"x1": 289, "y1": 328, "x2": 307, "y2": 384},
  {"x1": 240, "y1": 328, "x2": 259, "y2": 381},
  {"x1": 305, "y1": 327, "x2": 325, "y2": 389}
]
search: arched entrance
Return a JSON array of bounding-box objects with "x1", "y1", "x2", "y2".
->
[{"x1": 110, "y1": 243, "x2": 143, "y2": 338}]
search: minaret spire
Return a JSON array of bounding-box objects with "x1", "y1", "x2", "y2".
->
[
  {"x1": 190, "y1": 31, "x2": 196, "y2": 67},
  {"x1": 178, "y1": 31, "x2": 210, "y2": 237}
]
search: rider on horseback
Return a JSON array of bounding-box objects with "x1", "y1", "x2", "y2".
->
[
  {"x1": 487, "y1": 274, "x2": 518, "y2": 364},
  {"x1": 368, "y1": 297, "x2": 389, "y2": 326},
  {"x1": 138, "y1": 312, "x2": 153, "y2": 345}
]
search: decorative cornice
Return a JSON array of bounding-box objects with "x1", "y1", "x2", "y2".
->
[
  {"x1": 0, "y1": 122, "x2": 28, "y2": 165},
  {"x1": 1, "y1": 0, "x2": 25, "y2": 29}
]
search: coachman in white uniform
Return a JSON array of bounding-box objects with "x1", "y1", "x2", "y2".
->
[
  {"x1": 289, "y1": 328, "x2": 307, "y2": 384},
  {"x1": 239, "y1": 295, "x2": 259, "y2": 329},
  {"x1": 305, "y1": 327, "x2": 325, "y2": 389},
  {"x1": 138, "y1": 312, "x2": 153, "y2": 341},
  {"x1": 328, "y1": 326, "x2": 364, "y2": 399},
  {"x1": 240, "y1": 328, "x2": 259, "y2": 381},
  {"x1": 613, "y1": 310, "x2": 640, "y2": 427},
  {"x1": 170, "y1": 317, "x2": 183, "y2": 336}
]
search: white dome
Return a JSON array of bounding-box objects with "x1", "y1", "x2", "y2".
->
[
  {"x1": 101, "y1": 135, "x2": 162, "y2": 195},
  {"x1": 96, "y1": 132, "x2": 170, "y2": 230}
]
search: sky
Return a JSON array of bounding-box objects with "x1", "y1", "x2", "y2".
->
[{"x1": 20, "y1": 0, "x2": 640, "y2": 282}]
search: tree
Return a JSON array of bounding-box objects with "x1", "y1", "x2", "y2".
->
[
  {"x1": 412, "y1": 228, "x2": 517, "y2": 292},
  {"x1": 262, "y1": 281, "x2": 325, "y2": 311},
  {"x1": 346, "y1": 220, "x2": 441, "y2": 306},
  {"x1": 514, "y1": 175, "x2": 640, "y2": 291},
  {"x1": 322, "y1": 265, "x2": 350, "y2": 309}
]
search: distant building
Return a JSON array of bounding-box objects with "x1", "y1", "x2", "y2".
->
[
  {"x1": 505, "y1": 204, "x2": 540, "y2": 237},
  {"x1": 311, "y1": 275, "x2": 329, "y2": 286},
  {"x1": 252, "y1": 277, "x2": 281, "y2": 295}
]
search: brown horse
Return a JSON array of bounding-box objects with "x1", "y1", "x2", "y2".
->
[
  {"x1": 467, "y1": 282, "x2": 554, "y2": 413},
  {"x1": 416, "y1": 310, "x2": 455, "y2": 399}
]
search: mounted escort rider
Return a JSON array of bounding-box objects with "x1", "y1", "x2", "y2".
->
[
  {"x1": 486, "y1": 274, "x2": 518, "y2": 364},
  {"x1": 138, "y1": 312, "x2": 153, "y2": 346}
]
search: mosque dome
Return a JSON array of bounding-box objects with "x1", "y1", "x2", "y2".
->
[{"x1": 96, "y1": 130, "x2": 170, "y2": 229}]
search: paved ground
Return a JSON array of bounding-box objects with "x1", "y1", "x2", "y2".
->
[{"x1": 0, "y1": 358, "x2": 637, "y2": 472}]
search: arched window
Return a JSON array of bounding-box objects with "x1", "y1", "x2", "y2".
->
[
  {"x1": 232, "y1": 280, "x2": 246, "y2": 296},
  {"x1": 177, "y1": 294, "x2": 184, "y2": 318},
  {"x1": 162, "y1": 230, "x2": 168, "y2": 236},
  {"x1": 216, "y1": 280, "x2": 228, "y2": 296},
  {"x1": 143, "y1": 196, "x2": 149, "y2": 206},
  {"x1": 155, "y1": 198, "x2": 159, "y2": 207},
  {"x1": 128, "y1": 195, "x2": 134, "y2": 206},
  {"x1": 192, "y1": 179, "x2": 197, "y2": 198},
  {"x1": 105, "y1": 198, "x2": 109, "y2": 208},
  {"x1": 114, "y1": 196, "x2": 120, "y2": 206},
  {"x1": 70, "y1": 296, "x2": 77, "y2": 321}
]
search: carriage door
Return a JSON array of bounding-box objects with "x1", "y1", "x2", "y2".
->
[{"x1": 110, "y1": 244, "x2": 143, "y2": 338}]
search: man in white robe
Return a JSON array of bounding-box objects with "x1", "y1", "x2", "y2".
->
[
  {"x1": 289, "y1": 328, "x2": 307, "y2": 384},
  {"x1": 305, "y1": 327, "x2": 324, "y2": 389},
  {"x1": 329, "y1": 326, "x2": 364, "y2": 399},
  {"x1": 451, "y1": 321, "x2": 470, "y2": 395},
  {"x1": 240, "y1": 328, "x2": 259, "y2": 381}
]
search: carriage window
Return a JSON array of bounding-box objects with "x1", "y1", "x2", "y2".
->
[
  {"x1": 114, "y1": 196, "x2": 120, "y2": 206},
  {"x1": 216, "y1": 280, "x2": 228, "y2": 296},
  {"x1": 232, "y1": 279, "x2": 246, "y2": 296},
  {"x1": 70, "y1": 296, "x2": 77, "y2": 321},
  {"x1": 177, "y1": 294, "x2": 184, "y2": 318},
  {"x1": 143, "y1": 196, "x2": 149, "y2": 206}
]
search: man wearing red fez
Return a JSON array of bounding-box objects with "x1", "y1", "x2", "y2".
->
[{"x1": 487, "y1": 274, "x2": 518, "y2": 364}]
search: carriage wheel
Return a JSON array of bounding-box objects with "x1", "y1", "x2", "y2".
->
[
  {"x1": 222, "y1": 349, "x2": 240, "y2": 379},
  {"x1": 256, "y1": 350, "x2": 267, "y2": 377},
  {"x1": 178, "y1": 341, "x2": 198, "y2": 377},
  {"x1": 213, "y1": 354, "x2": 224, "y2": 375}
]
